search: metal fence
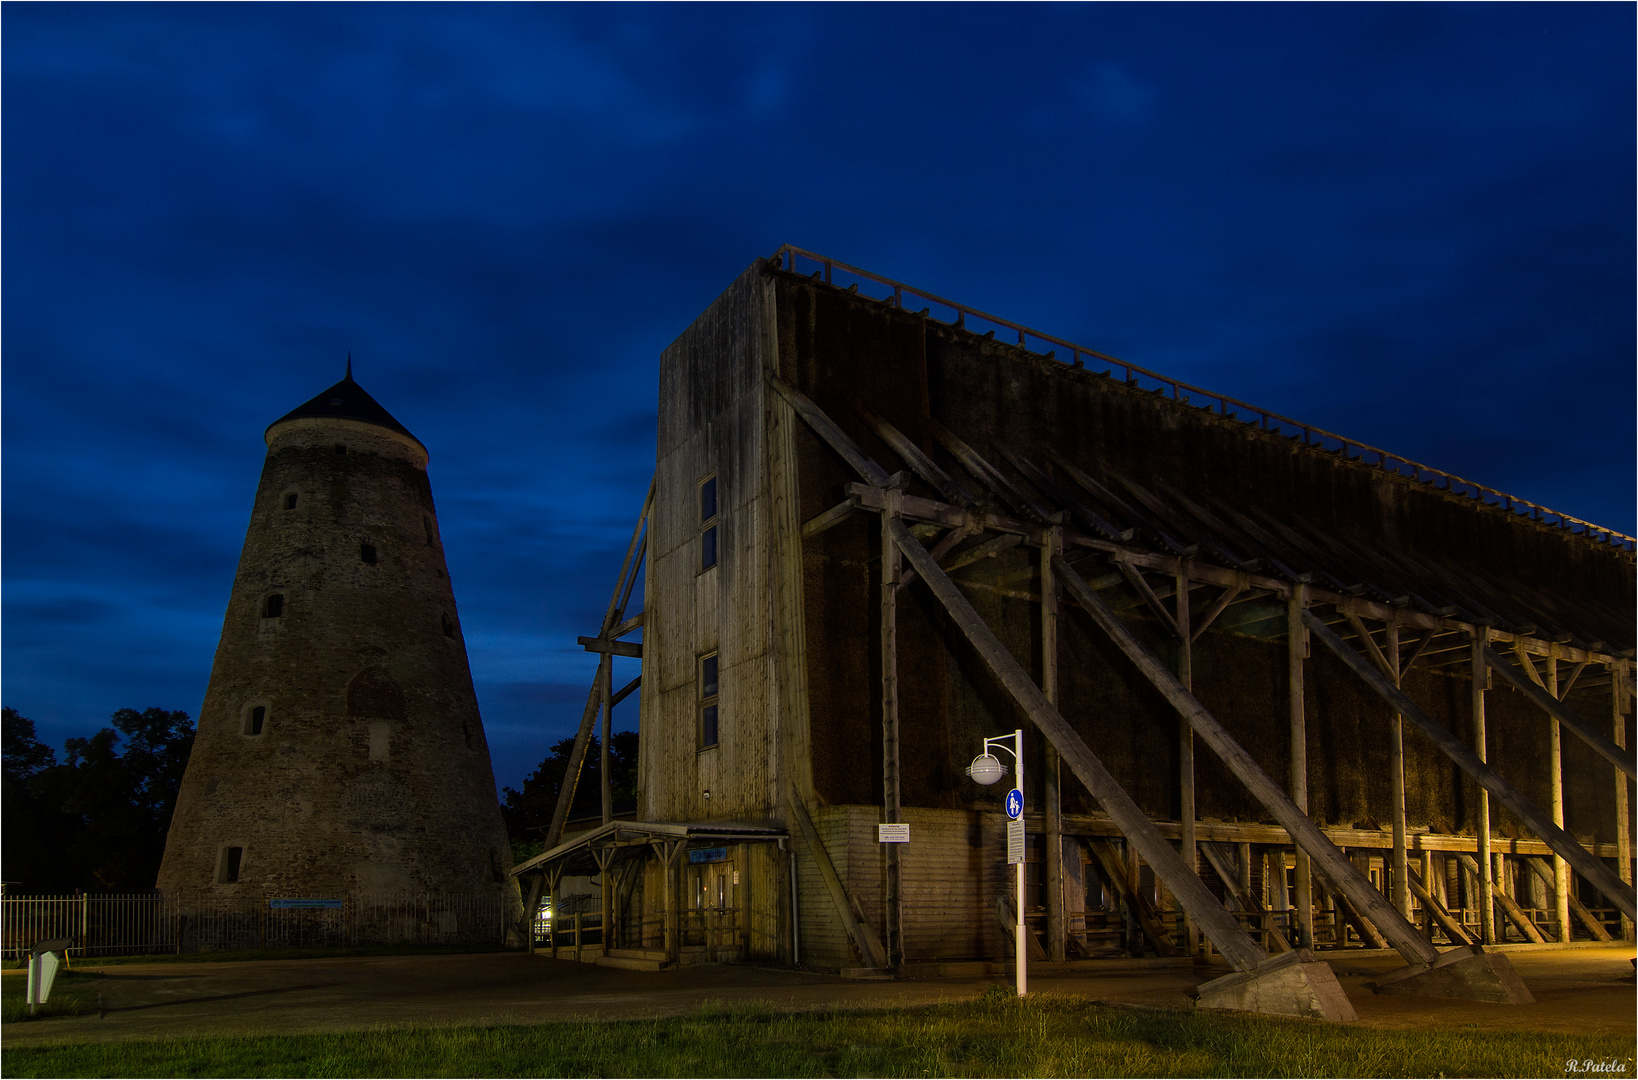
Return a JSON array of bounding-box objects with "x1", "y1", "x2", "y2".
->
[{"x1": 1, "y1": 892, "x2": 510, "y2": 959}]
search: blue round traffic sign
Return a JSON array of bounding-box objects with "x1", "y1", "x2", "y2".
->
[{"x1": 1005, "y1": 789, "x2": 1024, "y2": 819}]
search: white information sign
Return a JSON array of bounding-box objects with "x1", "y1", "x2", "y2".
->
[
  {"x1": 877, "y1": 823, "x2": 910, "y2": 844},
  {"x1": 1006, "y1": 819, "x2": 1025, "y2": 864}
]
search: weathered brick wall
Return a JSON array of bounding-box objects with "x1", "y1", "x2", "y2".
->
[{"x1": 158, "y1": 413, "x2": 517, "y2": 905}]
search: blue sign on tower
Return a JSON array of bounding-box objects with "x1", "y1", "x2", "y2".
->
[{"x1": 1005, "y1": 788, "x2": 1024, "y2": 819}]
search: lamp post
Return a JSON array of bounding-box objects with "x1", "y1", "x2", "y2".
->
[{"x1": 968, "y1": 729, "x2": 1026, "y2": 996}]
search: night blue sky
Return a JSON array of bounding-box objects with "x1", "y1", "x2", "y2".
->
[{"x1": 5, "y1": 3, "x2": 1632, "y2": 796}]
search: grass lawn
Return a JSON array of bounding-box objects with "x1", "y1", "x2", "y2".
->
[
  {"x1": 1, "y1": 968, "x2": 104, "y2": 1023},
  {"x1": 4, "y1": 987, "x2": 1631, "y2": 1078}
]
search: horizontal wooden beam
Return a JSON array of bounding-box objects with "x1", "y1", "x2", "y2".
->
[
  {"x1": 1022, "y1": 813, "x2": 1624, "y2": 857},
  {"x1": 578, "y1": 636, "x2": 643, "y2": 658},
  {"x1": 802, "y1": 498, "x2": 860, "y2": 538}
]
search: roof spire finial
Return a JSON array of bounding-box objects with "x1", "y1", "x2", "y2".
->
[{"x1": 345, "y1": 352, "x2": 354, "y2": 383}]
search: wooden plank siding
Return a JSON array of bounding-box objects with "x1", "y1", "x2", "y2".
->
[
  {"x1": 643, "y1": 264, "x2": 792, "y2": 829},
  {"x1": 622, "y1": 255, "x2": 1633, "y2": 972}
]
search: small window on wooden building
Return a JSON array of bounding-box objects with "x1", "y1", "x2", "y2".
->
[
  {"x1": 699, "y1": 475, "x2": 718, "y2": 571},
  {"x1": 262, "y1": 594, "x2": 285, "y2": 618},
  {"x1": 243, "y1": 704, "x2": 266, "y2": 736},
  {"x1": 217, "y1": 845, "x2": 244, "y2": 884},
  {"x1": 698, "y1": 653, "x2": 719, "y2": 749},
  {"x1": 360, "y1": 543, "x2": 377, "y2": 565}
]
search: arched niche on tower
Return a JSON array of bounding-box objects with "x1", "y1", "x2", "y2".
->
[{"x1": 347, "y1": 666, "x2": 406, "y2": 721}]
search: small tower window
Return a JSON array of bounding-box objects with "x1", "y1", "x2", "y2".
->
[
  {"x1": 423, "y1": 517, "x2": 435, "y2": 547},
  {"x1": 442, "y1": 613, "x2": 456, "y2": 639},
  {"x1": 262, "y1": 594, "x2": 285, "y2": 619},
  {"x1": 243, "y1": 705, "x2": 266, "y2": 736},
  {"x1": 360, "y1": 543, "x2": 377, "y2": 565},
  {"x1": 283, "y1": 493, "x2": 298, "y2": 510},
  {"x1": 698, "y1": 652, "x2": 719, "y2": 749},
  {"x1": 699, "y1": 475, "x2": 719, "y2": 572},
  {"x1": 335, "y1": 444, "x2": 347, "y2": 455},
  {"x1": 217, "y1": 845, "x2": 244, "y2": 885}
]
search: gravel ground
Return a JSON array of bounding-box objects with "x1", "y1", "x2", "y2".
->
[{"x1": 3, "y1": 943, "x2": 1631, "y2": 1048}]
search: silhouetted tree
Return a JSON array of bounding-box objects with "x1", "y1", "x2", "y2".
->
[
  {"x1": 2, "y1": 706, "x2": 194, "y2": 893},
  {"x1": 501, "y1": 730, "x2": 638, "y2": 861}
]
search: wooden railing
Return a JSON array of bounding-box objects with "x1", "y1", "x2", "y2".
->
[{"x1": 771, "y1": 245, "x2": 1635, "y2": 552}]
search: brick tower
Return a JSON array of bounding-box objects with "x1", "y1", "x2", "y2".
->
[{"x1": 158, "y1": 366, "x2": 516, "y2": 902}]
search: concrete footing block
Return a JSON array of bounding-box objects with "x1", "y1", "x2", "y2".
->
[
  {"x1": 1194, "y1": 949, "x2": 1358, "y2": 1022},
  {"x1": 1372, "y1": 945, "x2": 1535, "y2": 1004}
]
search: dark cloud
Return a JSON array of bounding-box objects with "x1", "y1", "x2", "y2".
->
[{"x1": 4, "y1": 4, "x2": 1630, "y2": 792}]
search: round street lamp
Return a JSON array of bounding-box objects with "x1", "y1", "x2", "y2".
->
[
  {"x1": 968, "y1": 729, "x2": 1026, "y2": 997},
  {"x1": 965, "y1": 753, "x2": 1006, "y2": 786}
]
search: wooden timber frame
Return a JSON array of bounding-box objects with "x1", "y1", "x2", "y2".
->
[
  {"x1": 512, "y1": 820, "x2": 787, "y2": 966},
  {"x1": 529, "y1": 253, "x2": 1632, "y2": 991},
  {"x1": 519, "y1": 477, "x2": 668, "y2": 952},
  {"x1": 766, "y1": 362, "x2": 1634, "y2": 990}
]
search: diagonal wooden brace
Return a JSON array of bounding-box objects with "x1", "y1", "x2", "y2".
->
[
  {"x1": 1056, "y1": 554, "x2": 1440, "y2": 967},
  {"x1": 1483, "y1": 646, "x2": 1635, "y2": 778},
  {"x1": 891, "y1": 518, "x2": 1269, "y2": 972},
  {"x1": 1307, "y1": 612, "x2": 1635, "y2": 921}
]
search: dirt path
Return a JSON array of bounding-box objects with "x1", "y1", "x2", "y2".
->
[{"x1": 4, "y1": 945, "x2": 1631, "y2": 1048}]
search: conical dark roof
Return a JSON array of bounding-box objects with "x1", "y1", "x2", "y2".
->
[{"x1": 267, "y1": 366, "x2": 423, "y2": 448}]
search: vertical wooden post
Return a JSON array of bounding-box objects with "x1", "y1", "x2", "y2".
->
[
  {"x1": 1471, "y1": 629, "x2": 1495, "y2": 944},
  {"x1": 600, "y1": 653, "x2": 614, "y2": 825},
  {"x1": 1548, "y1": 651, "x2": 1571, "y2": 942},
  {"x1": 655, "y1": 841, "x2": 682, "y2": 966},
  {"x1": 1615, "y1": 662, "x2": 1633, "y2": 941},
  {"x1": 1125, "y1": 842, "x2": 1142, "y2": 957},
  {"x1": 1236, "y1": 841, "x2": 1255, "y2": 946},
  {"x1": 1042, "y1": 527, "x2": 1065, "y2": 962},
  {"x1": 880, "y1": 491, "x2": 903, "y2": 970},
  {"x1": 1287, "y1": 585, "x2": 1314, "y2": 948},
  {"x1": 1175, "y1": 562, "x2": 1196, "y2": 954},
  {"x1": 1388, "y1": 620, "x2": 1410, "y2": 921},
  {"x1": 548, "y1": 867, "x2": 563, "y2": 958},
  {"x1": 523, "y1": 875, "x2": 544, "y2": 955},
  {"x1": 1265, "y1": 848, "x2": 1289, "y2": 945},
  {"x1": 1420, "y1": 849, "x2": 1434, "y2": 935},
  {"x1": 596, "y1": 847, "x2": 615, "y2": 954}
]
